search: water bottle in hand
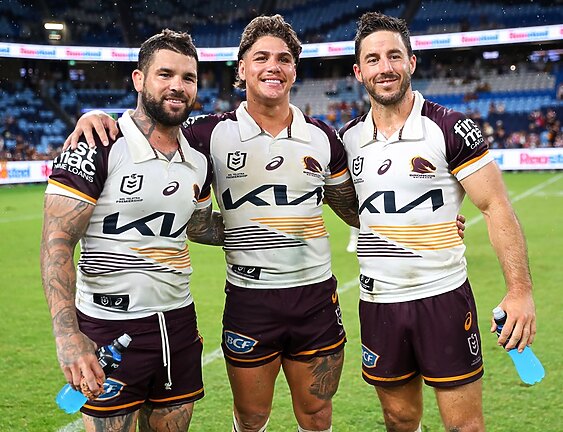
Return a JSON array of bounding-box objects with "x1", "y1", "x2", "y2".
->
[
  {"x1": 493, "y1": 307, "x2": 544, "y2": 385},
  {"x1": 56, "y1": 333, "x2": 132, "y2": 414}
]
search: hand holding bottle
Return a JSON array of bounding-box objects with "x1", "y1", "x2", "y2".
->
[{"x1": 492, "y1": 307, "x2": 544, "y2": 385}]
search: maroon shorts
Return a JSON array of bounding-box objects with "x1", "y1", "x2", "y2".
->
[
  {"x1": 77, "y1": 304, "x2": 204, "y2": 417},
  {"x1": 360, "y1": 279, "x2": 483, "y2": 388},
  {"x1": 222, "y1": 276, "x2": 346, "y2": 367}
]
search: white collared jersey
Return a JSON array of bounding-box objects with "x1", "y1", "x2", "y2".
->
[
  {"x1": 340, "y1": 91, "x2": 493, "y2": 303},
  {"x1": 45, "y1": 110, "x2": 212, "y2": 319},
  {"x1": 182, "y1": 102, "x2": 350, "y2": 288}
]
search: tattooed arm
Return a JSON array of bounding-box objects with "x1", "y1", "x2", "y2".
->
[
  {"x1": 187, "y1": 205, "x2": 225, "y2": 246},
  {"x1": 40, "y1": 194, "x2": 105, "y2": 397},
  {"x1": 324, "y1": 178, "x2": 359, "y2": 228}
]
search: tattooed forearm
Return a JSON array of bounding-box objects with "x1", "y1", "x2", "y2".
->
[
  {"x1": 187, "y1": 207, "x2": 225, "y2": 246},
  {"x1": 324, "y1": 179, "x2": 359, "y2": 228},
  {"x1": 40, "y1": 194, "x2": 94, "y2": 334},
  {"x1": 308, "y1": 351, "x2": 344, "y2": 400}
]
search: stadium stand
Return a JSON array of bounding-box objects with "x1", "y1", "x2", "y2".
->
[{"x1": 0, "y1": 1, "x2": 561, "y2": 160}]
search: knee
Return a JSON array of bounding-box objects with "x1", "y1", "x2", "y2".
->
[
  {"x1": 234, "y1": 410, "x2": 270, "y2": 432},
  {"x1": 296, "y1": 401, "x2": 332, "y2": 431},
  {"x1": 381, "y1": 406, "x2": 421, "y2": 432}
]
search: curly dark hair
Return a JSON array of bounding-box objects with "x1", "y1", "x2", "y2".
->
[
  {"x1": 235, "y1": 14, "x2": 302, "y2": 89},
  {"x1": 138, "y1": 29, "x2": 198, "y2": 73},
  {"x1": 354, "y1": 12, "x2": 412, "y2": 64}
]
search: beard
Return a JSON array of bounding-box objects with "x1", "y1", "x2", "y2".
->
[
  {"x1": 141, "y1": 89, "x2": 193, "y2": 127},
  {"x1": 364, "y1": 71, "x2": 411, "y2": 106}
]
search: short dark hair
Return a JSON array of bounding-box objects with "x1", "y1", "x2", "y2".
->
[
  {"x1": 235, "y1": 14, "x2": 302, "y2": 89},
  {"x1": 354, "y1": 12, "x2": 412, "y2": 64},
  {"x1": 138, "y1": 29, "x2": 198, "y2": 73}
]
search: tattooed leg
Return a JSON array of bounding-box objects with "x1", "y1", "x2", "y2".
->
[
  {"x1": 83, "y1": 411, "x2": 138, "y2": 432},
  {"x1": 282, "y1": 350, "x2": 344, "y2": 431},
  {"x1": 138, "y1": 403, "x2": 194, "y2": 432}
]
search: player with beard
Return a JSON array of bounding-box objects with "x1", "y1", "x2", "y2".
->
[
  {"x1": 41, "y1": 29, "x2": 224, "y2": 432},
  {"x1": 339, "y1": 12, "x2": 536, "y2": 432}
]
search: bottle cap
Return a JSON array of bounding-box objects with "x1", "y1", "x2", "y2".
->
[
  {"x1": 492, "y1": 306, "x2": 506, "y2": 321},
  {"x1": 117, "y1": 333, "x2": 132, "y2": 348}
]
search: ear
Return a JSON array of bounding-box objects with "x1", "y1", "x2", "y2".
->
[
  {"x1": 132, "y1": 69, "x2": 144, "y2": 92},
  {"x1": 353, "y1": 64, "x2": 363, "y2": 83},
  {"x1": 238, "y1": 59, "x2": 246, "y2": 82},
  {"x1": 409, "y1": 54, "x2": 417, "y2": 75}
]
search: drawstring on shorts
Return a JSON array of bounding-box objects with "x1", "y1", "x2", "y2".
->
[{"x1": 157, "y1": 311, "x2": 172, "y2": 390}]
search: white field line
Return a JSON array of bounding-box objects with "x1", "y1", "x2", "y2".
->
[{"x1": 55, "y1": 172, "x2": 561, "y2": 432}]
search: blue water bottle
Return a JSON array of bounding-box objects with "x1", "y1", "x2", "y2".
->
[
  {"x1": 493, "y1": 307, "x2": 544, "y2": 385},
  {"x1": 56, "y1": 333, "x2": 132, "y2": 414}
]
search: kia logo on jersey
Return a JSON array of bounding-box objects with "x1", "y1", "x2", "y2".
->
[
  {"x1": 352, "y1": 156, "x2": 364, "y2": 176},
  {"x1": 227, "y1": 151, "x2": 247, "y2": 171},
  {"x1": 120, "y1": 174, "x2": 143, "y2": 195}
]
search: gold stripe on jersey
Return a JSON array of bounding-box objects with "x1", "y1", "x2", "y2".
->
[
  {"x1": 369, "y1": 221, "x2": 463, "y2": 251},
  {"x1": 451, "y1": 150, "x2": 490, "y2": 175},
  {"x1": 48, "y1": 179, "x2": 97, "y2": 204},
  {"x1": 251, "y1": 216, "x2": 328, "y2": 239},
  {"x1": 293, "y1": 336, "x2": 346, "y2": 356},
  {"x1": 131, "y1": 244, "x2": 191, "y2": 269}
]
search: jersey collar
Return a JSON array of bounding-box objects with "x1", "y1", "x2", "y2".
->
[
  {"x1": 236, "y1": 102, "x2": 312, "y2": 143},
  {"x1": 360, "y1": 91, "x2": 425, "y2": 147},
  {"x1": 118, "y1": 110, "x2": 197, "y2": 166}
]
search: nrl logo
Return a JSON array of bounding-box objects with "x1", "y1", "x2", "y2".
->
[
  {"x1": 120, "y1": 174, "x2": 143, "y2": 195},
  {"x1": 352, "y1": 156, "x2": 364, "y2": 176},
  {"x1": 227, "y1": 151, "x2": 247, "y2": 171}
]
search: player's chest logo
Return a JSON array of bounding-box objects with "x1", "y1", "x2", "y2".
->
[
  {"x1": 352, "y1": 156, "x2": 364, "y2": 176},
  {"x1": 120, "y1": 174, "x2": 144, "y2": 195},
  {"x1": 227, "y1": 151, "x2": 247, "y2": 171}
]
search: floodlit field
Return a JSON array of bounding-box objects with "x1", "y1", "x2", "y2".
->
[{"x1": 0, "y1": 172, "x2": 561, "y2": 431}]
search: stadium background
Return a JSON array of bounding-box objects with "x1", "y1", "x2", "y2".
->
[{"x1": 0, "y1": 0, "x2": 562, "y2": 431}]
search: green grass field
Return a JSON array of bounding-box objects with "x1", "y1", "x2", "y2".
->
[{"x1": 1, "y1": 172, "x2": 562, "y2": 431}]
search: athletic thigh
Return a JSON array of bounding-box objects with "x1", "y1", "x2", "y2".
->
[
  {"x1": 434, "y1": 379, "x2": 485, "y2": 431},
  {"x1": 138, "y1": 402, "x2": 195, "y2": 432},
  {"x1": 374, "y1": 376, "x2": 423, "y2": 432},
  {"x1": 83, "y1": 411, "x2": 138, "y2": 432},
  {"x1": 282, "y1": 350, "x2": 344, "y2": 429},
  {"x1": 227, "y1": 359, "x2": 282, "y2": 421}
]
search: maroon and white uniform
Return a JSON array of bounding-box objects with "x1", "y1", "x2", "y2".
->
[
  {"x1": 340, "y1": 91, "x2": 493, "y2": 303},
  {"x1": 183, "y1": 102, "x2": 348, "y2": 364},
  {"x1": 340, "y1": 92, "x2": 492, "y2": 387},
  {"x1": 46, "y1": 110, "x2": 212, "y2": 320}
]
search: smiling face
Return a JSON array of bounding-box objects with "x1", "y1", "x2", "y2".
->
[
  {"x1": 353, "y1": 30, "x2": 416, "y2": 107},
  {"x1": 238, "y1": 35, "x2": 297, "y2": 106},
  {"x1": 133, "y1": 49, "x2": 197, "y2": 126}
]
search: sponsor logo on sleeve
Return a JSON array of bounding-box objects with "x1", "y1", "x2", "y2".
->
[
  {"x1": 453, "y1": 118, "x2": 484, "y2": 149},
  {"x1": 52, "y1": 142, "x2": 97, "y2": 182}
]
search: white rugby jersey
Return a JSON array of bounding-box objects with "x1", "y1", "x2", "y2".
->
[
  {"x1": 340, "y1": 92, "x2": 493, "y2": 303},
  {"x1": 46, "y1": 110, "x2": 212, "y2": 319},
  {"x1": 183, "y1": 102, "x2": 349, "y2": 288}
]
